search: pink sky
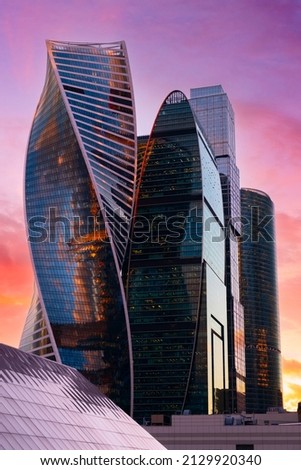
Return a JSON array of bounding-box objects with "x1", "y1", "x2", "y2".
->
[{"x1": 0, "y1": 0, "x2": 300, "y2": 411}]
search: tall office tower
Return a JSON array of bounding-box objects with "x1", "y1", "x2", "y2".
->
[
  {"x1": 190, "y1": 85, "x2": 245, "y2": 412},
  {"x1": 126, "y1": 91, "x2": 228, "y2": 422},
  {"x1": 240, "y1": 188, "x2": 283, "y2": 413},
  {"x1": 20, "y1": 40, "x2": 137, "y2": 414}
]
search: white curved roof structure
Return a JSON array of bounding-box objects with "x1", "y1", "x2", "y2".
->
[{"x1": 0, "y1": 344, "x2": 164, "y2": 450}]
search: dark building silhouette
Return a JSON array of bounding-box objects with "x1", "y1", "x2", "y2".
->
[
  {"x1": 240, "y1": 188, "x2": 283, "y2": 413},
  {"x1": 126, "y1": 91, "x2": 228, "y2": 422}
]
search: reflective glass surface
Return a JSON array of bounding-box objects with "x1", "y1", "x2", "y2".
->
[
  {"x1": 240, "y1": 189, "x2": 283, "y2": 413},
  {"x1": 51, "y1": 40, "x2": 137, "y2": 267},
  {"x1": 190, "y1": 85, "x2": 235, "y2": 160},
  {"x1": 126, "y1": 92, "x2": 228, "y2": 422},
  {"x1": 190, "y1": 86, "x2": 246, "y2": 413},
  {"x1": 21, "y1": 41, "x2": 135, "y2": 413},
  {"x1": 0, "y1": 344, "x2": 164, "y2": 450},
  {"x1": 19, "y1": 286, "x2": 55, "y2": 360}
]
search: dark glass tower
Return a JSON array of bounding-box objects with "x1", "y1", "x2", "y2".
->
[
  {"x1": 126, "y1": 91, "x2": 228, "y2": 422},
  {"x1": 240, "y1": 188, "x2": 283, "y2": 413},
  {"x1": 190, "y1": 85, "x2": 245, "y2": 412},
  {"x1": 19, "y1": 40, "x2": 137, "y2": 414}
]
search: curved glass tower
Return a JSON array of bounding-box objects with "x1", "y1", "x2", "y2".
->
[
  {"x1": 240, "y1": 188, "x2": 283, "y2": 413},
  {"x1": 20, "y1": 40, "x2": 137, "y2": 414},
  {"x1": 126, "y1": 91, "x2": 228, "y2": 422}
]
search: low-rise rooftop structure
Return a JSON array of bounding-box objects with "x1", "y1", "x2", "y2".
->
[{"x1": 144, "y1": 412, "x2": 301, "y2": 450}]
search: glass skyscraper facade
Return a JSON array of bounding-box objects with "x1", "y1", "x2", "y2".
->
[
  {"x1": 20, "y1": 40, "x2": 137, "y2": 414},
  {"x1": 240, "y1": 188, "x2": 282, "y2": 413},
  {"x1": 190, "y1": 86, "x2": 245, "y2": 412},
  {"x1": 126, "y1": 91, "x2": 228, "y2": 422},
  {"x1": 18, "y1": 40, "x2": 282, "y2": 422}
]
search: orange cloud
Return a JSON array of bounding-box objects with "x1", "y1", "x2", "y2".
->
[
  {"x1": 0, "y1": 203, "x2": 33, "y2": 347},
  {"x1": 282, "y1": 358, "x2": 301, "y2": 411},
  {"x1": 283, "y1": 383, "x2": 301, "y2": 413},
  {"x1": 283, "y1": 358, "x2": 301, "y2": 377},
  {"x1": 276, "y1": 212, "x2": 301, "y2": 318},
  {"x1": 273, "y1": 213, "x2": 301, "y2": 362}
]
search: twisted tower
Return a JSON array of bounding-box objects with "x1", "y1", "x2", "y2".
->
[{"x1": 20, "y1": 40, "x2": 137, "y2": 414}]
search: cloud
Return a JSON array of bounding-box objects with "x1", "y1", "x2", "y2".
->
[
  {"x1": 282, "y1": 358, "x2": 301, "y2": 411},
  {"x1": 237, "y1": 104, "x2": 301, "y2": 212},
  {"x1": 276, "y1": 212, "x2": 301, "y2": 280},
  {"x1": 277, "y1": 213, "x2": 301, "y2": 247},
  {"x1": 275, "y1": 213, "x2": 301, "y2": 335},
  {"x1": 274, "y1": 213, "x2": 301, "y2": 362},
  {"x1": 0, "y1": 117, "x2": 31, "y2": 202},
  {"x1": 283, "y1": 383, "x2": 301, "y2": 412},
  {"x1": 0, "y1": 203, "x2": 33, "y2": 347},
  {"x1": 236, "y1": 101, "x2": 301, "y2": 387},
  {"x1": 283, "y1": 358, "x2": 301, "y2": 377},
  {"x1": 0, "y1": 0, "x2": 300, "y2": 409}
]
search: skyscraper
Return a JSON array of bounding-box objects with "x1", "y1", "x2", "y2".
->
[
  {"x1": 190, "y1": 85, "x2": 245, "y2": 412},
  {"x1": 20, "y1": 40, "x2": 137, "y2": 414},
  {"x1": 240, "y1": 188, "x2": 283, "y2": 413},
  {"x1": 20, "y1": 39, "x2": 282, "y2": 422},
  {"x1": 126, "y1": 91, "x2": 228, "y2": 422}
]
